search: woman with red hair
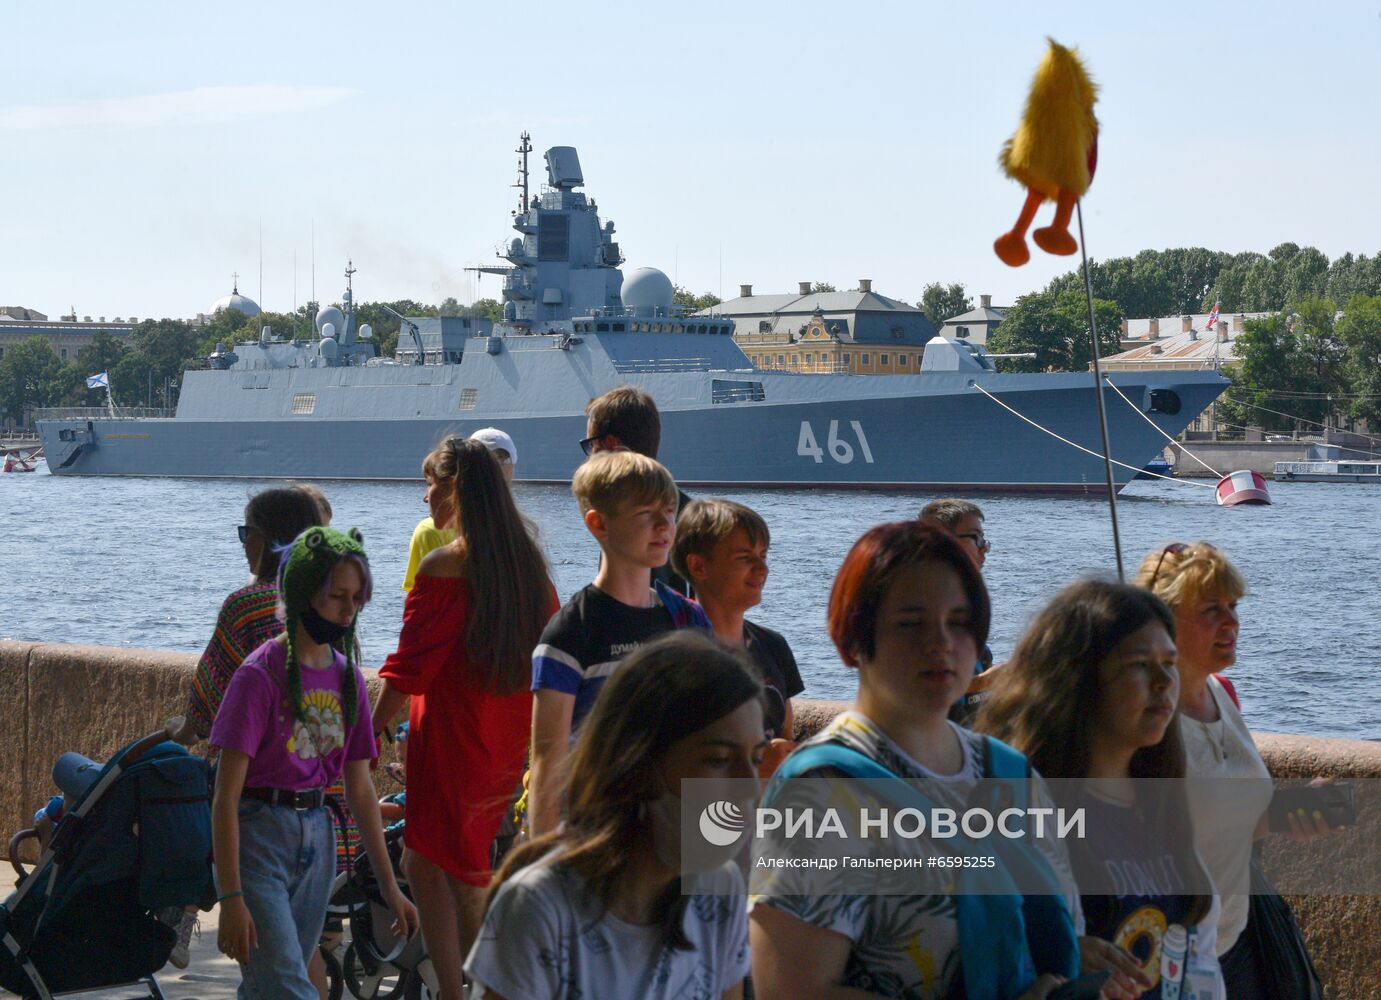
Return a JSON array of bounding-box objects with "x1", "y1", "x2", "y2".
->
[{"x1": 749, "y1": 521, "x2": 1080, "y2": 999}]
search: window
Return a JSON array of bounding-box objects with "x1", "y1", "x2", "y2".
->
[
  {"x1": 61, "y1": 348, "x2": 68, "y2": 360},
  {"x1": 291, "y1": 393, "x2": 316, "y2": 414},
  {"x1": 880, "y1": 354, "x2": 890, "y2": 365},
  {"x1": 789, "y1": 355, "x2": 799, "y2": 367},
  {"x1": 612, "y1": 323, "x2": 625, "y2": 332},
  {"x1": 459, "y1": 388, "x2": 479, "y2": 410},
  {"x1": 898, "y1": 354, "x2": 909, "y2": 367},
  {"x1": 842, "y1": 352, "x2": 850, "y2": 364},
  {"x1": 777, "y1": 354, "x2": 785, "y2": 365},
  {"x1": 860, "y1": 353, "x2": 870, "y2": 364}
]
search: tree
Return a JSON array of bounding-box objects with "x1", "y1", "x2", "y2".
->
[
  {"x1": 918, "y1": 282, "x2": 973, "y2": 326},
  {"x1": 673, "y1": 287, "x2": 722, "y2": 312},
  {"x1": 1338, "y1": 294, "x2": 1381, "y2": 429},
  {"x1": 1218, "y1": 301, "x2": 1346, "y2": 433},
  {"x1": 0, "y1": 336, "x2": 66, "y2": 424},
  {"x1": 111, "y1": 352, "x2": 158, "y2": 408},
  {"x1": 986, "y1": 290, "x2": 1124, "y2": 373},
  {"x1": 462, "y1": 298, "x2": 503, "y2": 323},
  {"x1": 1327, "y1": 253, "x2": 1381, "y2": 303},
  {"x1": 809, "y1": 282, "x2": 836, "y2": 294}
]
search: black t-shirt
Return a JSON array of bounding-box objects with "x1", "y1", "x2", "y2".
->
[
  {"x1": 1073, "y1": 792, "x2": 1201, "y2": 1000},
  {"x1": 532, "y1": 584, "x2": 680, "y2": 732},
  {"x1": 743, "y1": 619, "x2": 805, "y2": 739}
]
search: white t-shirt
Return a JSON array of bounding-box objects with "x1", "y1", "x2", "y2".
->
[
  {"x1": 1180, "y1": 675, "x2": 1272, "y2": 955},
  {"x1": 465, "y1": 854, "x2": 749, "y2": 999}
]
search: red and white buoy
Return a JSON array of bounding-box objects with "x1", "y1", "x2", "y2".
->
[{"x1": 1216, "y1": 470, "x2": 1271, "y2": 506}]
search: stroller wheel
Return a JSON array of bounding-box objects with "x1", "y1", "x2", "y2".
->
[
  {"x1": 319, "y1": 943, "x2": 345, "y2": 1000},
  {"x1": 343, "y1": 941, "x2": 407, "y2": 1000}
]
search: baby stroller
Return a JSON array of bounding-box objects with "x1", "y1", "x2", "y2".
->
[
  {"x1": 0, "y1": 731, "x2": 213, "y2": 999},
  {"x1": 336, "y1": 794, "x2": 437, "y2": 1000}
]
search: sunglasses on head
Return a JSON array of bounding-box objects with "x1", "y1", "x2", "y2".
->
[{"x1": 1149, "y1": 542, "x2": 1189, "y2": 589}]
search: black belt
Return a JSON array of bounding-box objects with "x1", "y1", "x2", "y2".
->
[{"x1": 243, "y1": 787, "x2": 326, "y2": 810}]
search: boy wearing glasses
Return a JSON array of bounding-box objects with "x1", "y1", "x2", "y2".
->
[{"x1": 920, "y1": 498, "x2": 994, "y2": 725}]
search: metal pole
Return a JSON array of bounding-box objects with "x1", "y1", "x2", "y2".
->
[{"x1": 1075, "y1": 201, "x2": 1125, "y2": 581}]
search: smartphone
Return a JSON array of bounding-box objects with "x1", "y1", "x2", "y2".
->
[
  {"x1": 1048, "y1": 971, "x2": 1112, "y2": 1000},
  {"x1": 1267, "y1": 782, "x2": 1355, "y2": 833}
]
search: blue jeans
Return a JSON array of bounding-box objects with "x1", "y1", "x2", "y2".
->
[{"x1": 225, "y1": 799, "x2": 335, "y2": 1000}]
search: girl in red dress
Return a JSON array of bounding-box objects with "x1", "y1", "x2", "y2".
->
[{"x1": 372, "y1": 437, "x2": 557, "y2": 1000}]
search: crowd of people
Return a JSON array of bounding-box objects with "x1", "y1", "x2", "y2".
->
[{"x1": 164, "y1": 384, "x2": 1340, "y2": 1000}]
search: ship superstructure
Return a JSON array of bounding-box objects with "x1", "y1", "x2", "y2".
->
[{"x1": 36, "y1": 137, "x2": 1227, "y2": 490}]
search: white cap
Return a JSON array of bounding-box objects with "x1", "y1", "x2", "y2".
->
[{"x1": 469, "y1": 427, "x2": 517, "y2": 465}]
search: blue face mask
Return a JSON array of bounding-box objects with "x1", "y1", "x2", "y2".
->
[{"x1": 301, "y1": 604, "x2": 350, "y2": 647}]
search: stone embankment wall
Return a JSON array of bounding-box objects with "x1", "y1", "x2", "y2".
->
[{"x1": 2, "y1": 643, "x2": 1377, "y2": 998}]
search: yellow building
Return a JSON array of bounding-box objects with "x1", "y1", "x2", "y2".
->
[{"x1": 701, "y1": 280, "x2": 938, "y2": 375}]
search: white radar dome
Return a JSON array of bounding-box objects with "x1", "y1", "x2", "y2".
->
[
  {"x1": 318, "y1": 336, "x2": 339, "y2": 361},
  {"x1": 316, "y1": 305, "x2": 346, "y2": 337},
  {"x1": 620, "y1": 267, "x2": 674, "y2": 317}
]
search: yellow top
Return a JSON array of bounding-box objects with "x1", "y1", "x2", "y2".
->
[
  {"x1": 402, "y1": 517, "x2": 457, "y2": 591},
  {"x1": 999, "y1": 39, "x2": 1099, "y2": 200}
]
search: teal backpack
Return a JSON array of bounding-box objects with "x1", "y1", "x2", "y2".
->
[{"x1": 766, "y1": 735, "x2": 1080, "y2": 1000}]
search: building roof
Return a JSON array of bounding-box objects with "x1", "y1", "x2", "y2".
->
[
  {"x1": 701, "y1": 288, "x2": 937, "y2": 345},
  {"x1": 941, "y1": 303, "x2": 1007, "y2": 325},
  {"x1": 1101, "y1": 325, "x2": 1243, "y2": 367},
  {"x1": 1122, "y1": 310, "x2": 1272, "y2": 342},
  {"x1": 706, "y1": 288, "x2": 922, "y2": 318}
]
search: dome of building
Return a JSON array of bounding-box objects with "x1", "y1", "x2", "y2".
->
[
  {"x1": 621, "y1": 267, "x2": 674, "y2": 317},
  {"x1": 210, "y1": 277, "x2": 261, "y2": 318}
]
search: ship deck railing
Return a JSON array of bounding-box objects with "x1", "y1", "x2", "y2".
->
[
  {"x1": 611, "y1": 357, "x2": 713, "y2": 374},
  {"x1": 33, "y1": 406, "x2": 174, "y2": 420}
]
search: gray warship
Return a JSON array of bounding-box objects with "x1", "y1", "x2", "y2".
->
[{"x1": 37, "y1": 136, "x2": 1226, "y2": 490}]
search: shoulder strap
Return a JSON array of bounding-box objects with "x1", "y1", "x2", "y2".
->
[
  {"x1": 1214, "y1": 674, "x2": 1240, "y2": 710},
  {"x1": 982, "y1": 736, "x2": 1031, "y2": 781},
  {"x1": 767, "y1": 738, "x2": 1080, "y2": 994}
]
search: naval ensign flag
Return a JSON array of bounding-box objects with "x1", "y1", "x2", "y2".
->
[{"x1": 86, "y1": 371, "x2": 109, "y2": 389}]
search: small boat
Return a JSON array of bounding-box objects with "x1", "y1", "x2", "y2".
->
[
  {"x1": 3, "y1": 451, "x2": 39, "y2": 472},
  {"x1": 1274, "y1": 460, "x2": 1381, "y2": 483},
  {"x1": 1136, "y1": 457, "x2": 1174, "y2": 480}
]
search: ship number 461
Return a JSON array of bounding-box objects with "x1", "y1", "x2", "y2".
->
[{"x1": 797, "y1": 420, "x2": 874, "y2": 464}]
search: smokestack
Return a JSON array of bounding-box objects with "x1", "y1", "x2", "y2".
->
[
  {"x1": 798, "y1": 282, "x2": 812, "y2": 296},
  {"x1": 859, "y1": 278, "x2": 872, "y2": 293},
  {"x1": 1232, "y1": 314, "x2": 1245, "y2": 332},
  {"x1": 980, "y1": 294, "x2": 992, "y2": 308},
  {"x1": 1182, "y1": 315, "x2": 1192, "y2": 333},
  {"x1": 1120, "y1": 318, "x2": 1129, "y2": 335},
  {"x1": 1217, "y1": 322, "x2": 1230, "y2": 343},
  {"x1": 1148, "y1": 318, "x2": 1160, "y2": 339},
  {"x1": 739, "y1": 284, "x2": 753, "y2": 298}
]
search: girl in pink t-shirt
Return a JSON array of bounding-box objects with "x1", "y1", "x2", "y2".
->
[{"x1": 210, "y1": 526, "x2": 419, "y2": 998}]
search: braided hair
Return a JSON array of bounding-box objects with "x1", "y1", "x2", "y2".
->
[{"x1": 277, "y1": 526, "x2": 372, "y2": 726}]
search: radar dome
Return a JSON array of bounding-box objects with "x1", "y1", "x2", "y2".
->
[
  {"x1": 316, "y1": 305, "x2": 345, "y2": 337},
  {"x1": 621, "y1": 267, "x2": 674, "y2": 317},
  {"x1": 318, "y1": 336, "x2": 339, "y2": 362}
]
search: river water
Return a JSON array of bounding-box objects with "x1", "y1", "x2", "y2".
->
[{"x1": 2, "y1": 469, "x2": 1376, "y2": 740}]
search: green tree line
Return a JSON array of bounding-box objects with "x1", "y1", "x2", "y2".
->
[{"x1": 0, "y1": 297, "x2": 503, "y2": 425}]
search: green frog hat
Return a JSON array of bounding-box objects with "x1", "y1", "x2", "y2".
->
[{"x1": 276, "y1": 525, "x2": 373, "y2": 727}]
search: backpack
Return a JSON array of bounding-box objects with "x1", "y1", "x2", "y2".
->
[{"x1": 766, "y1": 735, "x2": 1080, "y2": 1000}]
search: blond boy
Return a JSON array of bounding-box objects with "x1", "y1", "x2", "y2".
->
[{"x1": 527, "y1": 452, "x2": 710, "y2": 835}]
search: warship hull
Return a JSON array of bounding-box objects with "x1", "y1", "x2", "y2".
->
[
  {"x1": 37, "y1": 351, "x2": 1225, "y2": 491},
  {"x1": 36, "y1": 139, "x2": 1227, "y2": 491}
]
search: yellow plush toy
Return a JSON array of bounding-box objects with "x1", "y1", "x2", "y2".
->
[{"x1": 994, "y1": 39, "x2": 1099, "y2": 267}]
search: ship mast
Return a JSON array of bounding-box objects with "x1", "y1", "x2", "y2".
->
[{"x1": 514, "y1": 131, "x2": 532, "y2": 213}]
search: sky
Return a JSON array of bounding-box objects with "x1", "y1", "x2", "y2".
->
[{"x1": 3, "y1": 0, "x2": 1380, "y2": 322}]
